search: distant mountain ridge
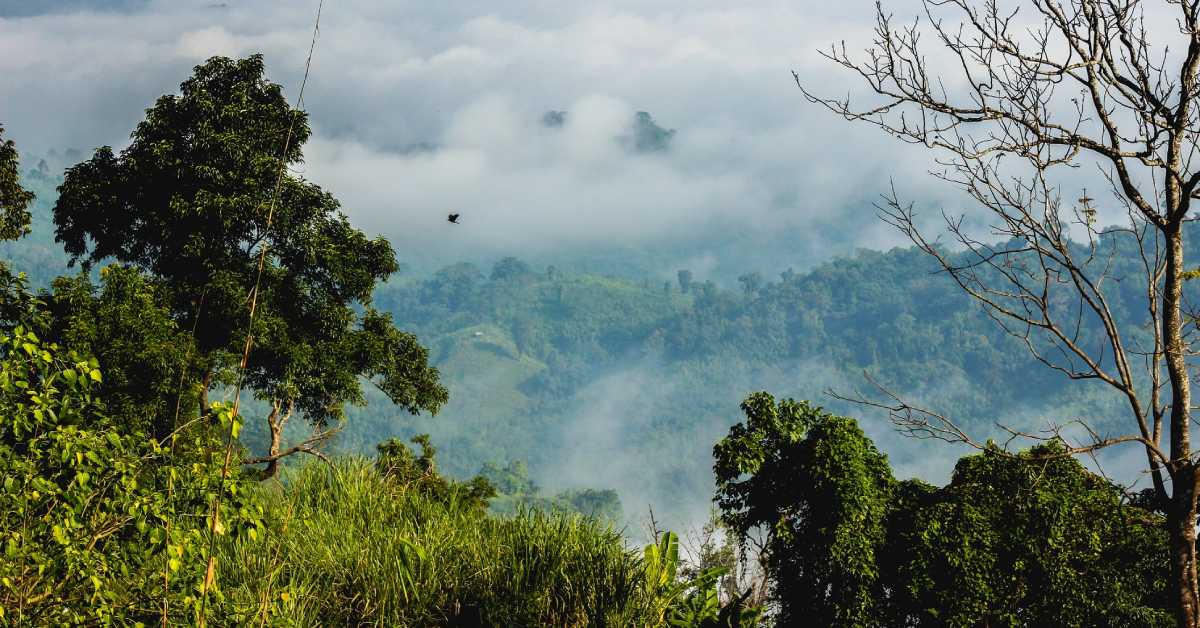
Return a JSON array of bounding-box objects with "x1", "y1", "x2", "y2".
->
[{"x1": 3, "y1": 167, "x2": 1187, "y2": 527}]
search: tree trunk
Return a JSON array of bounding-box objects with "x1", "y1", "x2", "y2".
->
[
  {"x1": 259, "y1": 403, "x2": 284, "y2": 480},
  {"x1": 1163, "y1": 227, "x2": 1198, "y2": 627},
  {"x1": 1170, "y1": 466, "x2": 1200, "y2": 628}
]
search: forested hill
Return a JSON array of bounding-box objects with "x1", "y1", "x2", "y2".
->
[
  {"x1": 3, "y1": 161, "x2": 1179, "y2": 526},
  {"x1": 344, "y1": 228, "x2": 1170, "y2": 525}
]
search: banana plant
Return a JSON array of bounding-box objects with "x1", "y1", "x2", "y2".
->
[
  {"x1": 644, "y1": 531, "x2": 685, "y2": 622},
  {"x1": 644, "y1": 531, "x2": 764, "y2": 627},
  {"x1": 666, "y1": 568, "x2": 722, "y2": 626},
  {"x1": 666, "y1": 567, "x2": 764, "y2": 628}
]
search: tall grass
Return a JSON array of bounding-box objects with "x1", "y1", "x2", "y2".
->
[{"x1": 217, "y1": 458, "x2": 658, "y2": 626}]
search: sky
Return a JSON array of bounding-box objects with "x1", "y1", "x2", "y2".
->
[
  {"x1": 0, "y1": 0, "x2": 965, "y2": 275},
  {"x1": 3, "y1": 0, "x2": 1187, "y2": 275}
]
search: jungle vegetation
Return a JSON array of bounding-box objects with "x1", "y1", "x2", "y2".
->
[{"x1": 0, "y1": 37, "x2": 1193, "y2": 626}]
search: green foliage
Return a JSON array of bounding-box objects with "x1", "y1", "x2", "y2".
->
[
  {"x1": 20, "y1": 159, "x2": 1180, "y2": 518},
  {"x1": 884, "y1": 443, "x2": 1172, "y2": 627},
  {"x1": 736, "y1": 272, "x2": 762, "y2": 298},
  {"x1": 491, "y1": 256, "x2": 534, "y2": 281},
  {"x1": 219, "y1": 458, "x2": 658, "y2": 626},
  {"x1": 0, "y1": 58, "x2": 746, "y2": 626},
  {"x1": 643, "y1": 530, "x2": 683, "y2": 620},
  {"x1": 681, "y1": 512, "x2": 750, "y2": 606},
  {"x1": 0, "y1": 161, "x2": 71, "y2": 287},
  {"x1": 336, "y1": 238, "x2": 1181, "y2": 522},
  {"x1": 479, "y1": 459, "x2": 539, "y2": 495},
  {"x1": 46, "y1": 265, "x2": 199, "y2": 440},
  {"x1": 648, "y1": 531, "x2": 679, "y2": 583},
  {"x1": 643, "y1": 531, "x2": 764, "y2": 628},
  {"x1": 0, "y1": 268, "x2": 44, "y2": 331},
  {"x1": 3, "y1": 43, "x2": 1188, "y2": 621},
  {"x1": 52, "y1": 54, "x2": 446, "y2": 455},
  {"x1": 0, "y1": 310, "x2": 263, "y2": 624},
  {"x1": 479, "y1": 459, "x2": 624, "y2": 522},
  {"x1": 556, "y1": 488, "x2": 624, "y2": 521},
  {"x1": 668, "y1": 571, "x2": 764, "y2": 628},
  {"x1": 0, "y1": 125, "x2": 35, "y2": 241},
  {"x1": 714, "y1": 392, "x2": 893, "y2": 625},
  {"x1": 713, "y1": 392, "x2": 1172, "y2": 626},
  {"x1": 677, "y1": 269, "x2": 693, "y2": 294},
  {"x1": 376, "y1": 434, "x2": 494, "y2": 513}
]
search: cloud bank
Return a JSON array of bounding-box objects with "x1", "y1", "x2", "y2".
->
[{"x1": 1, "y1": 0, "x2": 963, "y2": 271}]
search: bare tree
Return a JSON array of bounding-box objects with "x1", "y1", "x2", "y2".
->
[{"x1": 800, "y1": 0, "x2": 1200, "y2": 623}]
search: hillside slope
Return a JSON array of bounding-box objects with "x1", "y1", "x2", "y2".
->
[{"x1": 2, "y1": 166, "x2": 1175, "y2": 527}]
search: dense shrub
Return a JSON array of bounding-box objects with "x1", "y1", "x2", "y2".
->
[
  {"x1": 219, "y1": 458, "x2": 658, "y2": 625},
  {"x1": 0, "y1": 318, "x2": 263, "y2": 625}
]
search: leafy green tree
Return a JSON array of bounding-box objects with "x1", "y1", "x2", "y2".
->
[
  {"x1": 51, "y1": 55, "x2": 447, "y2": 476},
  {"x1": 644, "y1": 531, "x2": 764, "y2": 627},
  {"x1": 679, "y1": 511, "x2": 772, "y2": 610},
  {"x1": 0, "y1": 268, "x2": 43, "y2": 331},
  {"x1": 476, "y1": 459, "x2": 624, "y2": 521},
  {"x1": 490, "y1": 256, "x2": 533, "y2": 281},
  {"x1": 0, "y1": 124, "x2": 35, "y2": 241},
  {"x1": 424, "y1": 262, "x2": 483, "y2": 311},
  {"x1": 479, "y1": 460, "x2": 539, "y2": 496},
  {"x1": 511, "y1": 316, "x2": 541, "y2": 357},
  {"x1": 556, "y1": 488, "x2": 623, "y2": 522},
  {"x1": 713, "y1": 392, "x2": 893, "y2": 625},
  {"x1": 736, "y1": 272, "x2": 762, "y2": 298},
  {"x1": 714, "y1": 391, "x2": 1172, "y2": 626},
  {"x1": 885, "y1": 443, "x2": 1171, "y2": 627},
  {"x1": 803, "y1": 1, "x2": 1200, "y2": 620}
]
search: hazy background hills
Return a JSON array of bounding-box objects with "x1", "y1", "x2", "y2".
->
[{"x1": 4, "y1": 156, "x2": 1153, "y2": 533}]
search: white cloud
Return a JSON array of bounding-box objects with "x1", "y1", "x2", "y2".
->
[
  {"x1": 0, "y1": 0, "x2": 962, "y2": 266},
  {"x1": 175, "y1": 25, "x2": 246, "y2": 59},
  {"x1": 4, "y1": 0, "x2": 1160, "y2": 274}
]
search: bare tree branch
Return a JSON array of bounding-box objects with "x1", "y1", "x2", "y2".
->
[{"x1": 802, "y1": 0, "x2": 1200, "y2": 621}]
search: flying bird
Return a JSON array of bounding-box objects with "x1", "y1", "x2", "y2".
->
[{"x1": 447, "y1": 213, "x2": 461, "y2": 224}]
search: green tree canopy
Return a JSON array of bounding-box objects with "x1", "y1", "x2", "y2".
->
[
  {"x1": 0, "y1": 124, "x2": 35, "y2": 241},
  {"x1": 51, "y1": 55, "x2": 447, "y2": 472},
  {"x1": 713, "y1": 392, "x2": 1171, "y2": 626},
  {"x1": 46, "y1": 266, "x2": 197, "y2": 440},
  {"x1": 376, "y1": 434, "x2": 494, "y2": 513},
  {"x1": 490, "y1": 256, "x2": 533, "y2": 282},
  {"x1": 713, "y1": 392, "x2": 893, "y2": 626},
  {"x1": 884, "y1": 443, "x2": 1170, "y2": 627}
]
